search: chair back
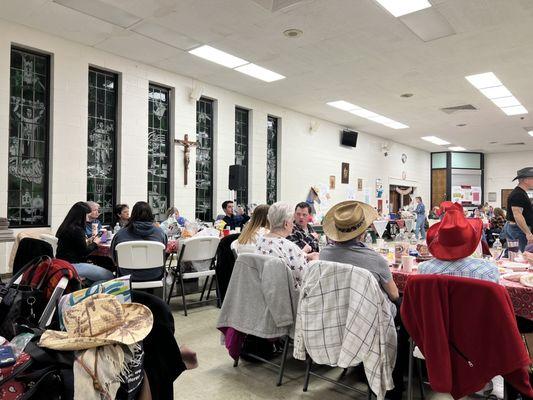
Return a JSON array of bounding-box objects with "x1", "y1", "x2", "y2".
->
[
  {"x1": 13, "y1": 237, "x2": 53, "y2": 275},
  {"x1": 39, "y1": 233, "x2": 58, "y2": 255},
  {"x1": 115, "y1": 241, "x2": 165, "y2": 269},
  {"x1": 179, "y1": 236, "x2": 220, "y2": 263}
]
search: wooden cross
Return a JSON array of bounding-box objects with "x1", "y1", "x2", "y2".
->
[{"x1": 175, "y1": 134, "x2": 198, "y2": 185}]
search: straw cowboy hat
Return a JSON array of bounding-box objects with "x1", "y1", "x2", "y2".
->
[
  {"x1": 427, "y1": 203, "x2": 482, "y2": 261},
  {"x1": 323, "y1": 201, "x2": 378, "y2": 242},
  {"x1": 39, "y1": 294, "x2": 153, "y2": 351}
]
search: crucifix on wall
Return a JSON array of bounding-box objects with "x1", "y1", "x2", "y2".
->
[{"x1": 175, "y1": 134, "x2": 198, "y2": 185}]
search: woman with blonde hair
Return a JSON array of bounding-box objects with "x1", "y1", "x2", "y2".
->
[{"x1": 232, "y1": 204, "x2": 270, "y2": 254}]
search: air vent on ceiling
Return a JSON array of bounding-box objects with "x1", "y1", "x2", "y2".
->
[
  {"x1": 504, "y1": 142, "x2": 525, "y2": 146},
  {"x1": 440, "y1": 104, "x2": 477, "y2": 114}
]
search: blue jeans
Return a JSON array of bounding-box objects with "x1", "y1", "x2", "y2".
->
[
  {"x1": 415, "y1": 218, "x2": 426, "y2": 240},
  {"x1": 502, "y1": 222, "x2": 528, "y2": 252},
  {"x1": 73, "y1": 263, "x2": 114, "y2": 284}
]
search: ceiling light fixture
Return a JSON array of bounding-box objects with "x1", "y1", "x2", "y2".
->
[
  {"x1": 327, "y1": 100, "x2": 408, "y2": 129},
  {"x1": 528, "y1": 130, "x2": 533, "y2": 137},
  {"x1": 465, "y1": 72, "x2": 528, "y2": 115},
  {"x1": 448, "y1": 146, "x2": 466, "y2": 151},
  {"x1": 283, "y1": 28, "x2": 303, "y2": 38},
  {"x1": 188, "y1": 45, "x2": 285, "y2": 82},
  {"x1": 373, "y1": 0, "x2": 431, "y2": 17},
  {"x1": 234, "y1": 63, "x2": 285, "y2": 82},
  {"x1": 421, "y1": 136, "x2": 450, "y2": 146}
]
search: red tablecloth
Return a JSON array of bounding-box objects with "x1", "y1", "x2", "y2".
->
[{"x1": 391, "y1": 267, "x2": 533, "y2": 321}]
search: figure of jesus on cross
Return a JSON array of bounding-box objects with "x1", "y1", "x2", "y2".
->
[{"x1": 175, "y1": 134, "x2": 198, "y2": 185}]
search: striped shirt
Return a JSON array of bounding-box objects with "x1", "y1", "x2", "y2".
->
[{"x1": 418, "y1": 257, "x2": 500, "y2": 283}]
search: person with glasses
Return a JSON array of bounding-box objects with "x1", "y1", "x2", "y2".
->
[{"x1": 85, "y1": 201, "x2": 102, "y2": 237}]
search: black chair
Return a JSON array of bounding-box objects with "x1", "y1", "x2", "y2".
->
[
  {"x1": 13, "y1": 237, "x2": 53, "y2": 275},
  {"x1": 214, "y1": 233, "x2": 240, "y2": 304}
]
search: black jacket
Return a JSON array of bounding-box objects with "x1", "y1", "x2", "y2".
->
[{"x1": 56, "y1": 227, "x2": 97, "y2": 264}]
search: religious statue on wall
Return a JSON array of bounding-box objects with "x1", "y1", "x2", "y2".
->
[{"x1": 175, "y1": 134, "x2": 199, "y2": 185}]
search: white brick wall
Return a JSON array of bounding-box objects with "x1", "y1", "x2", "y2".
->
[
  {"x1": 485, "y1": 151, "x2": 533, "y2": 207},
  {"x1": 0, "y1": 19, "x2": 431, "y2": 273}
]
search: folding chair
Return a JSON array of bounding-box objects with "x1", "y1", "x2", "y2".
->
[
  {"x1": 115, "y1": 241, "x2": 166, "y2": 299},
  {"x1": 39, "y1": 233, "x2": 58, "y2": 256},
  {"x1": 166, "y1": 236, "x2": 220, "y2": 315}
]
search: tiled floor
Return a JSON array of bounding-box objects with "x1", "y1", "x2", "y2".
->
[{"x1": 170, "y1": 301, "x2": 504, "y2": 400}]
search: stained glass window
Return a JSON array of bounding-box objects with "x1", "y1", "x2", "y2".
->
[
  {"x1": 196, "y1": 98, "x2": 214, "y2": 221},
  {"x1": 8, "y1": 47, "x2": 50, "y2": 227},
  {"x1": 266, "y1": 116, "x2": 278, "y2": 204},
  {"x1": 148, "y1": 84, "x2": 170, "y2": 221},
  {"x1": 87, "y1": 68, "x2": 117, "y2": 225},
  {"x1": 235, "y1": 107, "x2": 249, "y2": 207}
]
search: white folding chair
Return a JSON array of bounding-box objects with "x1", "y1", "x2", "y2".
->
[
  {"x1": 115, "y1": 241, "x2": 166, "y2": 298},
  {"x1": 39, "y1": 233, "x2": 58, "y2": 256},
  {"x1": 166, "y1": 236, "x2": 220, "y2": 315}
]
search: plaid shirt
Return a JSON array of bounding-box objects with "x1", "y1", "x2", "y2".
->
[
  {"x1": 418, "y1": 257, "x2": 500, "y2": 283},
  {"x1": 287, "y1": 223, "x2": 320, "y2": 253},
  {"x1": 293, "y1": 261, "x2": 397, "y2": 400}
]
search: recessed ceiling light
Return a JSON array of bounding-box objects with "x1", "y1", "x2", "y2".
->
[
  {"x1": 465, "y1": 72, "x2": 528, "y2": 115},
  {"x1": 283, "y1": 28, "x2": 303, "y2": 38},
  {"x1": 449, "y1": 146, "x2": 466, "y2": 151},
  {"x1": 234, "y1": 63, "x2": 285, "y2": 82},
  {"x1": 327, "y1": 100, "x2": 358, "y2": 111},
  {"x1": 327, "y1": 100, "x2": 408, "y2": 129},
  {"x1": 373, "y1": 0, "x2": 431, "y2": 17},
  {"x1": 421, "y1": 136, "x2": 450, "y2": 145},
  {"x1": 456, "y1": 123, "x2": 467, "y2": 127},
  {"x1": 188, "y1": 45, "x2": 248, "y2": 68},
  {"x1": 465, "y1": 72, "x2": 502, "y2": 89},
  {"x1": 501, "y1": 105, "x2": 528, "y2": 116}
]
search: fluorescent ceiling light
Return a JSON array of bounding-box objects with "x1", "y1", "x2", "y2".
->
[
  {"x1": 466, "y1": 72, "x2": 528, "y2": 116},
  {"x1": 327, "y1": 100, "x2": 359, "y2": 111},
  {"x1": 448, "y1": 146, "x2": 466, "y2": 151},
  {"x1": 480, "y1": 86, "x2": 512, "y2": 99},
  {"x1": 374, "y1": 0, "x2": 431, "y2": 17},
  {"x1": 421, "y1": 136, "x2": 450, "y2": 146},
  {"x1": 188, "y1": 45, "x2": 248, "y2": 68},
  {"x1": 491, "y1": 96, "x2": 520, "y2": 108},
  {"x1": 326, "y1": 100, "x2": 408, "y2": 129},
  {"x1": 235, "y1": 63, "x2": 285, "y2": 82},
  {"x1": 501, "y1": 105, "x2": 528, "y2": 116},
  {"x1": 350, "y1": 108, "x2": 379, "y2": 119},
  {"x1": 465, "y1": 72, "x2": 502, "y2": 89}
]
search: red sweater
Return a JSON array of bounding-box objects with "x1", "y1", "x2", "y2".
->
[{"x1": 401, "y1": 275, "x2": 533, "y2": 399}]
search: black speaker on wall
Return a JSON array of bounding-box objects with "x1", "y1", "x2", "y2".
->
[{"x1": 229, "y1": 165, "x2": 247, "y2": 190}]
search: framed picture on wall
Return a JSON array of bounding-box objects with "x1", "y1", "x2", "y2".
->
[
  {"x1": 341, "y1": 163, "x2": 349, "y2": 184},
  {"x1": 329, "y1": 175, "x2": 336, "y2": 189},
  {"x1": 488, "y1": 192, "x2": 496, "y2": 202},
  {"x1": 357, "y1": 178, "x2": 363, "y2": 191}
]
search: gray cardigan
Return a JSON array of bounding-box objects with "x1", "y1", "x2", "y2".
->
[{"x1": 216, "y1": 253, "x2": 299, "y2": 338}]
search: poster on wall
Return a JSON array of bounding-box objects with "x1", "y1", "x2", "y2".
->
[
  {"x1": 451, "y1": 185, "x2": 482, "y2": 205},
  {"x1": 488, "y1": 192, "x2": 497, "y2": 202},
  {"x1": 375, "y1": 178, "x2": 383, "y2": 198},
  {"x1": 341, "y1": 163, "x2": 350, "y2": 184}
]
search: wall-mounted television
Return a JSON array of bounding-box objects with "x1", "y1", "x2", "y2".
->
[{"x1": 341, "y1": 130, "x2": 358, "y2": 147}]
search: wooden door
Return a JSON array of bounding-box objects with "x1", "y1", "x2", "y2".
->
[
  {"x1": 390, "y1": 189, "x2": 400, "y2": 213},
  {"x1": 501, "y1": 189, "x2": 513, "y2": 211},
  {"x1": 431, "y1": 169, "x2": 447, "y2": 209}
]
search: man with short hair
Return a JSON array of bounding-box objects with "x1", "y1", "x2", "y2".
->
[
  {"x1": 502, "y1": 167, "x2": 533, "y2": 252},
  {"x1": 287, "y1": 202, "x2": 320, "y2": 253},
  {"x1": 85, "y1": 201, "x2": 102, "y2": 237},
  {"x1": 221, "y1": 200, "x2": 242, "y2": 230}
]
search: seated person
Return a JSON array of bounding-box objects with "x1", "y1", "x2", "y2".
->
[
  {"x1": 114, "y1": 203, "x2": 130, "y2": 228},
  {"x1": 287, "y1": 202, "x2": 320, "y2": 253},
  {"x1": 320, "y1": 200, "x2": 399, "y2": 307},
  {"x1": 232, "y1": 204, "x2": 269, "y2": 254},
  {"x1": 56, "y1": 202, "x2": 114, "y2": 284},
  {"x1": 234, "y1": 205, "x2": 250, "y2": 226},
  {"x1": 255, "y1": 202, "x2": 317, "y2": 287},
  {"x1": 220, "y1": 200, "x2": 243, "y2": 230},
  {"x1": 160, "y1": 207, "x2": 186, "y2": 236},
  {"x1": 428, "y1": 206, "x2": 440, "y2": 219},
  {"x1": 418, "y1": 202, "x2": 499, "y2": 283},
  {"x1": 85, "y1": 201, "x2": 103, "y2": 237},
  {"x1": 110, "y1": 201, "x2": 167, "y2": 281}
]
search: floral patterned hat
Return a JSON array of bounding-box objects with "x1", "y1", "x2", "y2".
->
[{"x1": 38, "y1": 294, "x2": 153, "y2": 351}]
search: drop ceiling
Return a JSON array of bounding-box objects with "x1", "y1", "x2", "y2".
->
[{"x1": 2, "y1": 0, "x2": 533, "y2": 153}]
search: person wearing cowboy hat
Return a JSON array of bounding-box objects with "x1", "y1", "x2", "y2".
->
[
  {"x1": 320, "y1": 201, "x2": 399, "y2": 304},
  {"x1": 501, "y1": 167, "x2": 533, "y2": 252},
  {"x1": 418, "y1": 202, "x2": 499, "y2": 283}
]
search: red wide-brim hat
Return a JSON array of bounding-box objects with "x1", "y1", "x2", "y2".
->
[{"x1": 427, "y1": 208, "x2": 483, "y2": 261}]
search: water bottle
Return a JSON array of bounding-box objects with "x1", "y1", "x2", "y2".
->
[
  {"x1": 113, "y1": 222, "x2": 120, "y2": 235},
  {"x1": 493, "y1": 238, "x2": 502, "y2": 260},
  {"x1": 364, "y1": 232, "x2": 373, "y2": 246}
]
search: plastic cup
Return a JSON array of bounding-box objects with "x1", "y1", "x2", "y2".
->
[
  {"x1": 91, "y1": 223, "x2": 98, "y2": 236},
  {"x1": 402, "y1": 255, "x2": 415, "y2": 272}
]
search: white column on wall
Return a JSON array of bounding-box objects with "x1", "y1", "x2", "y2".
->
[
  {"x1": 172, "y1": 87, "x2": 196, "y2": 218},
  {"x1": 250, "y1": 109, "x2": 268, "y2": 205},
  {"x1": 0, "y1": 38, "x2": 11, "y2": 217}
]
